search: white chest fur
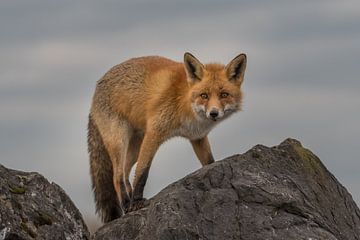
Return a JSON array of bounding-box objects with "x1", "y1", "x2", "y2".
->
[{"x1": 174, "y1": 118, "x2": 217, "y2": 140}]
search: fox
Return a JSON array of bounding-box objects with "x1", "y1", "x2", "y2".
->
[{"x1": 87, "y1": 52, "x2": 247, "y2": 222}]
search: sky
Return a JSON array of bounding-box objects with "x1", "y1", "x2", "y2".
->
[{"x1": 1, "y1": 0, "x2": 359, "y2": 226}]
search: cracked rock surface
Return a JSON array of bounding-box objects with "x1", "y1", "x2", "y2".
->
[
  {"x1": 0, "y1": 164, "x2": 90, "y2": 240},
  {"x1": 93, "y1": 139, "x2": 360, "y2": 240}
]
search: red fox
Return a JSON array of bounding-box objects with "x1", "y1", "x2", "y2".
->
[{"x1": 88, "y1": 52, "x2": 247, "y2": 222}]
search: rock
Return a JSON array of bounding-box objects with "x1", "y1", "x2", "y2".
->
[
  {"x1": 0, "y1": 165, "x2": 90, "y2": 240},
  {"x1": 92, "y1": 138, "x2": 360, "y2": 240}
]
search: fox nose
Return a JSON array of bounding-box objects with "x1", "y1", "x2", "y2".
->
[{"x1": 209, "y1": 110, "x2": 219, "y2": 118}]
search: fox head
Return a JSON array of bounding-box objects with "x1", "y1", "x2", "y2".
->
[{"x1": 184, "y1": 52, "x2": 247, "y2": 122}]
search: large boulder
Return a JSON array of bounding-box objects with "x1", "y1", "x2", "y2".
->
[
  {"x1": 93, "y1": 139, "x2": 360, "y2": 240},
  {"x1": 0, "y1": 165, "x2": 90, "y2": 240}
]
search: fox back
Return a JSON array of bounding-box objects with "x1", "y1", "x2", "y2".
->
[{"x1": 91, "y1": 54, "x2": 246, "y2": 137}]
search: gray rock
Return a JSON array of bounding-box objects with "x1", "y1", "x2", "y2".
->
[
  {"x1": 93, "y1": 138, "x2": 360, "y2": 240},
  {"x1": 0, "y1": 165, "x2": 90, "y2": 240}
]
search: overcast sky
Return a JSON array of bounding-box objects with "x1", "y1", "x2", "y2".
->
[{"x1": 1, "y1": 0, "x2": 359, "y2": 225}]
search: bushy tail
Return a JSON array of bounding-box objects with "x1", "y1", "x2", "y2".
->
[{"x1": 87, "y1": 115, "x2": 121, "y2": 222}]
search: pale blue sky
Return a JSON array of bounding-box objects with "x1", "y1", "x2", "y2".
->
[{"x1": 1, "y1": 0, "x2": 359, "y2": 224}]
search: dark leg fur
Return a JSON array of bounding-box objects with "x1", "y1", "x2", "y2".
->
[{"x1": 132, "y1": 166, "x2": 150, "y2": 201}]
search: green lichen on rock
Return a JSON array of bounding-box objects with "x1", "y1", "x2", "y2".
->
[
  {"x1": 20, "y1": 221, "x2": 37, "y2": 238},
  {"x1": 293, "y1": 144, "x2": 326, "y2": 181},
  {"x1": 9, "y1": 185, "x2": 26, "y2": 194},
  {"x1": 35, "y1": 211, "x2": 53, "y2": 226}
]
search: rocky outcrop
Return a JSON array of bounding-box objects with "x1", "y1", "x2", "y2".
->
[
  {"x1": 0, "y1": 165, "x2": 90, "y2": 240},
  {"x1": 1, "y1": 139, "x2": 359, "y2": 239},
  {"x1": 93, "y1": 139, "x2": 360, "y2": 240}
]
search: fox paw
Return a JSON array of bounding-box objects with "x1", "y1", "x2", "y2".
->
[
  {"x1": 121, "y1": 198, "x2": 131, "y2": 214},
  {"x1": 129, "y1": 198, "x2": 148, "y2": 212}
]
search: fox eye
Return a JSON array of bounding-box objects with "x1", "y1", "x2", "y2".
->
[
  {"x1": 220, "y1": 92, "x2": 229, "y2": 98},
  {"x1": 200, "y1": 93, "x2": 208, "y2": 99}
]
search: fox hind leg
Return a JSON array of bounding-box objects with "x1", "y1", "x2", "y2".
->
[
  {"x1": 98, "y1": 116, "x2": 134, "y2": 215},
  {"x1": 124, "y1": 132, "x2": 143, "y2": 202},
  {"x1": 131, "y1": 131, "x2": 162, "y2": 211},
  {"x1": 88, "y1": 115, "x2": 122, "y2": 222}
]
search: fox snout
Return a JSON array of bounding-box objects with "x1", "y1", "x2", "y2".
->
[{"x1": 206, "y1": 107, "x2": 224, "y2": 121}]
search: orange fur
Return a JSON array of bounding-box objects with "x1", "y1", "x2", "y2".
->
[{"x1": 88, "y1": 52, "x2": 247, "y2": 221}]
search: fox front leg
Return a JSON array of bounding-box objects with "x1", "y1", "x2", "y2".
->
[
  {"x1": 131, "y1": 132, "x2": 161, "y2": 211},
  {"x1": 191, "y1": 136, "x2": 215, "y2": 166}
]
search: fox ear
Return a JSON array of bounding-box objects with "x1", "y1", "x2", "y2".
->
[
  {"x1": 225, "y1": 53, "x2": 247, "y2": 84},
  {"x1": 184, "y1": 52, "x2": 204, "y2": 83}
]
